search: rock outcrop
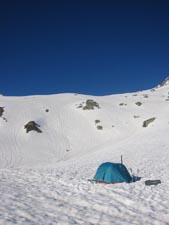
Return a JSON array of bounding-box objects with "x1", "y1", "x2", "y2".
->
[
  {"x1": 77, "y1": 99, "x2": 100, "y2": 110},
  {"x1": 24, "y1": 121, "x2": 42, "y2": 133},
  {"x1": 0, "y1": 107, "x2": 4, "y2": 117},
  {"x1": 97, "y1": 125, "x2": 103, "y2": 130},
  {"x1": 95, "y1": 120, "x2": 100, "y2": 124},
  {"x1": 142, "y1": 117, "x2": 156, "y2": 127},
  {"x1": 156, "y1": 77, "x2": 169, "y2": 88},
  {"x1": 135, "y1": 102, "x2": 142, "y2": 106},
  {"x1": 83, "y1": 100, "x2": 100, "y2": 110}
]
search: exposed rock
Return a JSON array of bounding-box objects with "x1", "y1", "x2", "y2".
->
[
  {"x1": 3, "y1": 117, "x2": 7, "y2": 122},
  {"x1": 0, "y1": 107, "x2": 4, "y2": 117},
  {"x1": 142, "y1": 117, "x2": 156, "y2": 127},
  {"x1": 95, "y1": 119, "x2": 100, "y2": 124},
  {"x1": 24, "y1": 121, "x2": 42, "y2": 133},
  {"x1": 119, "y1": 103, "x2": 127, "y2": 106},
  {"x1": 133, "y1": 115, "x2": 140, "y2": 118},
  {"x1": 135, "y1": 102, "x2": 142, "y2": 106},
  {"x1": 77, "y1": 99, "x2": 100, "y2": 110},
  {"x1": 157, "y1": 77, "x2": 169, "y2": 88},
  {"x1": 143, "y1": 94, "x2": 149, "y2": 98},
  {"x1": 83, "y1": 99, "x2": 100, "y2": 110},
  {"x1": 97, "y1": 125, "x2": 103, "y2": 130}
]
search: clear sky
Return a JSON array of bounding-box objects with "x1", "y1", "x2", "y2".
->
[{"x1": 0, "y1": 0, "x2": 169, "y2": 96}]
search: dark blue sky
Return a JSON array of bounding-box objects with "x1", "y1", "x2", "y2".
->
[{"x1": 0, "y1": 0, "x2": 169, "y2": 96}]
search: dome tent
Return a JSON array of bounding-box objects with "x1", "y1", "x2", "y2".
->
[{"x1": 94, "y1": 162, "x2": 132, "y2": 183}]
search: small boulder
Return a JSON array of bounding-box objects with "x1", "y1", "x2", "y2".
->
[
  {"x1": 0, "y1": 107, "x2": 4, "y2": 117},
  {"x1": 24, "y1": 121, "x2": 42, "y2": 133},
  {"x1": 83, "y1": 99, "x2": 100, "y2": 110},
  {"x1": 142, "y1": 117, "x2": 156, "y2": 127},
  {"x1": 119, "y1": 103, "x2": 127, "y2": 106},
  {"x1": 133, "y1": 115, "x2": 140, "y2": 118},
  {"x1": 97, "y1": 125, "x2": 103, "y2": 130},
  {"x1": 135, "y1": 102, "x2": 142, "y2": 106},
  {"x1": 143, "y1": 94, "x2": 149, "y2": 98},
  {"x1": 95, "y1": 119, "x2": 100, "y2": 124}
]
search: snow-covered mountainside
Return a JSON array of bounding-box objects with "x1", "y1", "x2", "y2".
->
[{"x1": 0, "y1": 81, "x2": 169, "y2": 224}]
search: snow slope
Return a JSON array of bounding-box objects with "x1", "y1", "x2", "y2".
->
[{"x1": 0, "y1": 83, "x2": 169, "y2": 224}]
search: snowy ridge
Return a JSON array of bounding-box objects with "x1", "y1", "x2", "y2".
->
[
  {"x1": 0, "y1": 84, "x2": 169, "y2": 224},
  {"x1": 156, "y1": 76, "x2": 169, "y2": 88}
]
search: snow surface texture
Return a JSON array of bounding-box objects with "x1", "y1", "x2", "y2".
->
[{"x1": 0, "y1": 84, "x2": 169, "y2": 224}]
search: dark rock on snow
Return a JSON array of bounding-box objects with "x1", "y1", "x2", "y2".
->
[
  {"x1": 83, "y1": 99, "x2": 100, "y2": 110},
  {"x1": 0, "y1": 107, "x2": 4, "y2": 117},
  {"x1": 142, "y1": 117, "x2": 156, "y2": 127},
  {"x1": 24, "y1": 121, "x2": 42, "y2": 133}
]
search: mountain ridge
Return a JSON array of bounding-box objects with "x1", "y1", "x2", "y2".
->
[
  {"x1": 1, "y1": 79, "x2": 169, "y2": 225},
  {"x1": 0, "y1": 79, "x2": 169, "y2": 168}
]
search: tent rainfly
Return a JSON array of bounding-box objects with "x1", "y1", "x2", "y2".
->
[{"x1": 94, "y1": 162, "x2": 132, "y2": 183}]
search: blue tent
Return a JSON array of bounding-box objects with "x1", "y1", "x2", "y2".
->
[{"x1": 94, "y1": 162, "x2": 132, "y2": 183}]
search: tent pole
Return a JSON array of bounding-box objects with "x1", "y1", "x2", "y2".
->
[{"x1": 121, "y1": 155, "x2": 123, "y2": 164}]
